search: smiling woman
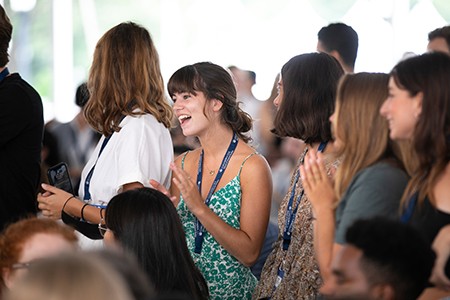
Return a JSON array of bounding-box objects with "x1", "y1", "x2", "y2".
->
[
  {"x1": 380, "y1": 52, "x2": 450, "y2": 298},
  {"x1": 151, "y1": 62, "x2": 273, "y2": 299}
]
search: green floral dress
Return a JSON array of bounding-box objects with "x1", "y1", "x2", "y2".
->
[{"x1": 177, "y1": 153, "x2": 257, "y2": 300}]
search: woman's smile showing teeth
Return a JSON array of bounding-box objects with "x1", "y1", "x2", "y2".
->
[{"x1": 178, "y1": 114, "x2": 191, "y2": 125}]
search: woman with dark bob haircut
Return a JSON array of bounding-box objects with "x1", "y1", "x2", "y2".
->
[
  {"x1": 102, "y1": 187, "x2": 209, "y2": 299},
  {"x1": 253, "y1": 52, "x2": 344, "y2": 300}
]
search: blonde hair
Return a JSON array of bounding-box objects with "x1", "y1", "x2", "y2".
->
[
  {"x1": 334, "y1": 73, "x2": 398, "y2": 198},
  {"x1": 85, "y1": 22, "x2": 173, "y2": 136},
  {"x1": 4, "y1": 252, "x2": 133, "y2": 300}
]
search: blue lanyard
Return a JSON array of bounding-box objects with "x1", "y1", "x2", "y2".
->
[
  {"x1": 400, "y1": 192, "x2": 418, "y2": 223},
  {"x1": 194, "y1": 132, "x2": 238, "y2": 254},
  {"x1": 83, "y1": 115, "x2": 127, "y2": 201},
  {"x1": 282, "y1": 141, "x2": 327, "y2": 251},
  {"x1": 83, "y1": 135, "x2": 111, "y2": 201},
  {"x1": 0, "y1": 68, "x2": 10, "y2": 82}
]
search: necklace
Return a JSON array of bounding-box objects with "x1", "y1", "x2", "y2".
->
[{"x1": 204, "y1": 162, "x2": 215, "y2": 176}]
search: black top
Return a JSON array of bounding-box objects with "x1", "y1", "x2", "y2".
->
[
  {"x1": 410, "y1": 196, "x2": 450, "y2": 276},
  {"x1": 0, "y1": 73, "x2": 43, "y2": 231}
]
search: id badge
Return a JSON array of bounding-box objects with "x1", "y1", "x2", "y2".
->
[{"x1": 274, "y1": 266, "x2": 285, "y2": 289}]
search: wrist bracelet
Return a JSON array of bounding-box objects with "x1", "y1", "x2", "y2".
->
[
  {"x1": 80, "y1": 203, "x2": 89, "y2": 221},
  {"x1": 62, "y1": 196, "x2": 75, "y2": 213}
]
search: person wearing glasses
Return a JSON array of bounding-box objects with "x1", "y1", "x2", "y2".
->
[
  {"x1": 0, "y1": 218, "x2": 78, "y2": 297},
  {"x1": 100, "y1": 188, "x2": 209, "y2": 299}
]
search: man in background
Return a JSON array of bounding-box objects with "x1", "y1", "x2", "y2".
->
[
  {"x1": 428, "y1": 25, "x2": 450, "y2": 54},
  {"x1": 0, "y1": 4, "x2": 43, "y2": 231},
  {"x1": 322, "y1": 217, "x2": 435, "y2": 300},
  {"x1": 317, "y1": 22, "x2": 359, "y2": 73},
  {"x1": 50, "y1": 82, "x2": 100, "y2": 193}
]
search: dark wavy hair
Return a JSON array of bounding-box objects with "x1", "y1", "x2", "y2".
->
[
  {"x1": 272, "y1": 52, "x2": 344, "y2": 144},
  {"x1": 167, "y1": 62, "x2": 252, "y2": 142},
  {"x1": 105, "y1": 188, "x2": 209, "y2": 300},
  {"x1": 391, "y1": 52, "x2": 450, "y2": 208}
]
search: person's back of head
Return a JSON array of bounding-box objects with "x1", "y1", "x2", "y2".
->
[
  {"x1": 427, "y1": 25, "x2": 450, "y2": 54},
  {"x1": 87, "y1": 249, "x2": 155, "y2": 300},
  {"x1": 0, "y1": 4, "x2": 12, "y2": 67},
  {"x1": 317, "y1": 22, "x2": 359, "y2": 73},
  {"x1": 272, "y1": 52, "x2": 344, "y2": 143},
  {"x1": 0, "y1": 217, "x2": 78, "y2": 297},
  {"x1": 85, "y1": 22, "x2": 173, "y2": 136},
  {"x1": 345, "y1": 217, "x2": 435, "y2": 300},
  {"x1": 75, "y1": 82, "x2": 90, "y2": 108},
  {"x1": 105, "y1": 188, "x2": 209, "y2": 299},
  {"x1": 3, "y1": 252, "x2": 134, "y2": 300}
]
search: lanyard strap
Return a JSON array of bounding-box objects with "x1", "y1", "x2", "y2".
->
[
  {"x1": 83, "y1": 115, "x2": 127, "y2": 201},
  {"x1": 400, "y1": 192, "x2": 418, "y2": 223},
  {"x1": 282, "y1": 141, "x2": 327, "y2": 251},
  {"x1": 0, "y1": 68, "x2": 10, "y2": 82},
  {"x1": 83, "y1": 135, "x2": 111, "y2": 201},
  {"x1": 194, "y1": 132, "x2": 238, "y2": 254}
]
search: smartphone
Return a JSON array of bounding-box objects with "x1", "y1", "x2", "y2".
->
[{"x1": 47, "y1": 162, "x2": 74, "y2": 195}]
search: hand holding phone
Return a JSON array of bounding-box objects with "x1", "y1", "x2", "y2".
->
[{"x1": 47, "y1": 162, "x2": 74, "y2": 195}]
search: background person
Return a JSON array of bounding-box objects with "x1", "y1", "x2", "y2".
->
[
  {"x1": 0, "y1": 4, "x2": 43, "y2": 232},
  {"x1": 103, "y1": 188, "x2": 209, "y2": 299},
  {"x1": 49, "y1": 82, "x2": 100, "y2": 192},
  {"x1": 3, "y1": 252, "x2": 134, "y2": 300},
  {"x1": 317, "y1": 22, "x2": 359, "y2": 73},
  {"x1": 427, "y1": 25, "x2": 450, "y2": 54},
  {"x1": 324, "y1": 217, "x2": 435, "y2": 300},
  {"x1": 0, "y1": 218, "x2": 78, "y2": 297}
]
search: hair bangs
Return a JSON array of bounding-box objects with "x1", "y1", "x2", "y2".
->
[{"x1": 167, "y1": 65, "x2": 203, "y2": 98}]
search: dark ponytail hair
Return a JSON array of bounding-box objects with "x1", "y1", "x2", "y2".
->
[{"x1": 168, "y1": 62, "x2": 252, "y2": 142}]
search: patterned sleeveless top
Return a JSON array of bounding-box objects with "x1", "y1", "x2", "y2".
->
[
  {"x1": 253, "y1": 148, "x2": 340, "y2": 300},
  {"x1": 177, "y1": 152, "x2": 258, "y2": 300}
]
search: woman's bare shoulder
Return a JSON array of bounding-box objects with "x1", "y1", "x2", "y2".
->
[{"x1": 174, "y1": 148, "x2": 201, "y2": 167}]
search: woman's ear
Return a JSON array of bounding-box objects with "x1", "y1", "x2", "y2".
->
[
  {"x1": 2, "y1": 267, "x2": 15, "y2": 289},
  {"x1": 211, "y1": 99, "x2": 224, "y2": 112},
  {"x1": 412, "y1": 91, "x2": 423, "y2": 119}
]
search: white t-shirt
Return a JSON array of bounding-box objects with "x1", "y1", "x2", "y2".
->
[
  {"x1": 79, "y1": 113, "x2": 173, "y2": 204},
  {"x1": 77, "y1": 113, "x2": 173, "y2": 249}
]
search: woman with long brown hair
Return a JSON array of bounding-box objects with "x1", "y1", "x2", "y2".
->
[
  {"x1": 300, "y1": 72, "x2": 408, "y2": 295},
  {"x1": 37, "y1": 22, "x2": 173, "y2": 245},
  {"x1": 380, "y1": 52, "x2": 450, "y2": 298}
]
